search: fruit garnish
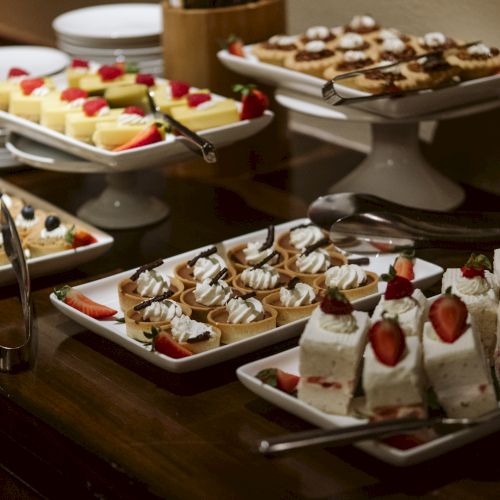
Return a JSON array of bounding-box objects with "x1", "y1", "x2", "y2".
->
[
  {"x1": 256, "y1": 368, "x2": 300, "y2": 394},
  {"x1": 233, "y1": 83, "x2": 269, "y2": 120},
  {"x1": 114, "y1": 61, "x2": 138, "y2": 74},
  {"x1": 135, "y1": 73, "x2": 155, "y2": 87},
  {"x1": 381, "y1": 265, "x2": 413, "y2": 300},
  {"x1": 70, "y1": 58, "x2": 89, "y2": 69},
  {"x1": 21, "y1": 205, "x2": 35, "y2": 220},
  {"x1": 461, "y1": 253, "x2": 492, "y2": 279},
  {"x1": 394, "y1": 249, "x2": 415, "y2": 280},
  {"x1": 320, "y1": 287, "x2": 353, "y2": 315},
  {"x1": 65, "y1": 225, "x2": 97, "y2": 249},
  {"x1": 60, "y1": 87, "x2": 88, "y2": 102},
  {"x1": 8, "y1": 67, "x2": 29, "y2": 78},
  {"x1": 144, "y1": 327, "x2": 192, "y2": 358},
  {"x1": 54, "y1": 285, "x2": 117, "y2": 319},
  {"x1": 44, "y1": 215, "x2": 60, "y2": 231},
  {"x1": 429, "y1": 288, "x2": 468, "y2": 343},
  {"x1": 169, "y1": 80, "x2": 190, "y2": 98},
  {"x1": 113, "y1": 123, "x2": 165, "y2": 151},
  {"x1": 20, "y1": 78, "x2": 45, "y2": 96},
  {"x1": 226, "y1": 34, "x2": 245, "y2": 57},
  {"x1": 368, "y1": 317, "x2": 406, "y2": 366},
  {"x1": 187, "y1": 93, "x2": 211, "y2": 108},
  {"x1": 98, "y1": 65, "x2": 124, "y2": 81},
  {"x1": 123, "y1": 106, "x2": 145, "y2": 116},
  {"x1": 83, "y1": 97, "x2": 108, "y2": 117}
]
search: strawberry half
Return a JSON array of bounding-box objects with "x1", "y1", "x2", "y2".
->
[
  {"x1": 429, "y1": 289, "x2": 468, "y2": 343},
  {"x1": 20, "y1": 78, "x2": 45, "y2": 96},
  {"x1": 55, "y1": 285, "x2": 117, "y2": 319},
  {"x1": 83, "y1": 97, "x2": 108, "y2": 117},
  {"x1": 135, "y1": 73, "x2": 155, "y2": 87},
  {"x1": 187, "y1": 93, "x2": 211, "y2": 108},
  {"x1": 65, "y1": 225, "x2": 97, "y2": 249},
  {"x1": 320, "y1": 287, "x2": 353, "y2": 315},
  {"x1": 394, "y1": 249, "x2": 415, "y2": 281},
  {"x1": 256, "y1": 368, "x2": 299, "y2": 394},
  {"x1": 150, "y1": 328, "x2": 192, "y2": 358},
  {"x1": 8, "y1": 67, "x2": 29, "y2": 78},
  {"x1": 98, "y1": 65, "x2": 124, "y2": 81},
  {"x1": 369, "y1": 317, "x2": 406, "y2": 367},
  {"x1": 461, "y1": 253, "x2": 492, "y2": 279},
  {"x1": 382, "y1": 265, "x2": 413, "y2": 300},
  {"x1": 71, "y1": 58, "x2": 89, "y2": 69},
  {"x1": 169, "y1": 80, "x2": 190, "y2": 98},
  {"x1": 123, "y1": 106, "x2": 145, "y2": 116},
  {"x1": 226, "y1": 34, "x2": 245, "y2": 57},
  {"x1": 60, "y1": 87, "x2": 88, "y2": 102},
  {"x1": 233, "y1": 83, "x2": 269, "y2": 120},
  {"x1": 113, "y1": 123, "x2": 165, "y2": 151}
]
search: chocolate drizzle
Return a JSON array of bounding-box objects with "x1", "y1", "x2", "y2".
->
[
  {"x1": 286, "y1": 277, "x2": 300, "y2": 290},
  {"x1": 133, "y1": 290, "x2": 174, "y2": 311},
  {"x1": 252, "y1": 250, "x2": 279, "y2": 269},
  {"x1": 129, "y1": 259, "x2": 164, "y2": 281},
  {"x1": 209, "y1": 267, "x2": 228, "y2": 286},
  {"x1": 348, "y1": 257, "x2": 370, "y2": 266},
  {"x1": 258, "y1": 225, "x2": 275, "y2": 251},
  {"x1": 303, "y1": 237, "x2": 330, "y2": 256},
  {"x1": 186, "y1": 331, "x2": 211, "y2": 343},
  {"x1": 188, "y1": 246, "x2": 217, "y2": 267},
  {"x1": 240, "y1": 292, "x2": 257, "y2": 300}
]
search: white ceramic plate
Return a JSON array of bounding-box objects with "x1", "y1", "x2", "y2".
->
[
  {"x1": 237, "y1": 344, "x2": 500, "y2": 466},
  {"x1": 50, "y1": 218, "x2": 443, "y2": 373},
  {"x1": 0, "y1": 179, "x2": 113, "y2": 285},
  {"x1": 56, "y1": 40, "x2": 162, "y2": 58},
  {"x1": 218, "y1": 46, "x2": 500, "y2": 118}
]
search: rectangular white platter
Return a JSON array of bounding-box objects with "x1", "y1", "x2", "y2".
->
[
  {"x1": 50, "y1": 218, "x2": 443, "y2": 373},
  {"x1": 0, "y1": 179, "x2": 113, "y2": 285},
  {"x1": 237, "y1": 345, "x2": 500, "y2": 466},
  {"x1": 217, "y1": 46, "x2": 500, "y2": 119}
]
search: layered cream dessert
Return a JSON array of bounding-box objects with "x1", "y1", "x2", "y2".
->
[
  {"x1": 8, "y1": 77, "x2": 56, "y2": 122},
  {"x1": 40, "y1": 87, "x2": 88, "y2": 132}
]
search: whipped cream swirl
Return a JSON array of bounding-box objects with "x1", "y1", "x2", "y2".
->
[
  {"x1": 192, "y1": 254, "x2": 226, "y2": 281},
  {"x1": 296, "y1": 248, "x2": 330, "y2": 274},
  {"x1": 118, "y1": 113, "x2": 151, "y2": 125},
  {"x1": 170, "y1": 315, "x2": 213, "y2": 342},
  {"x1": 456, "y1": 275, "x2": 490, "y2": 295},
  {"x1": 325, "y1": 264, "x2": 366, "y2": 290},
  {"x1": 15, "y1": 212, "x2": 38, "y2": 229},
  {"x1": 377, "y1": 29, "x2": 402, "y2": 41},
  {"x1": 289, "y1": 225, "x2": 324, "y2": 250},
  {"x1": 32, "y1": 85, "x2": 50, "y2": 97},
  {"x1": 319, "y1": 311, "x2": 357, "y2": 333},
  {"x1": 136, "y1": 270, "x2": 171, "y2": 297},
  {"x1": 143, "y1": 299, "x2": 182, "y2": 323},
  {"x1": 383, "y1": 296, "x2": 416, "y2": 315},
  {"x1": 97, "y1": 106, "x2": 110, "y2": 116},
  {"x1": 306, "y1": 26, "x2": 330, "y2": 40},
  {"x1": 420, "y1": 32, "x2": 447, "y2": 47},
  {"x1": 226, "y1": 296, "x2": 264, "y2": 324},
  {"x1": 269, "y1": 35, "x2": 297, "y2": 46},
  {"x1": 65, "y1": 98, "x2": 86, "y2": 109},
  {"x1": 194, "y1": 279, "x2": 233, "y2": 306},
  {"x1": 467, "y1": 43, "x2": 491, "y2": 56},
  {"x1": 279, "y1": 282, "x2": 315, "y2": 307},
  {"x1": 243, "y1": 242, "x2": 277, "y2": 266},
  {"x1": 344, "y1": 50, "x2": 367, "y2": 62},
  {"x1": 240, "y1": 265, "x2": 279, "y2": 290},
  {"x1": 304, "y1": 40, "x2": 327, "y2": 53},
  {"x1": 382, "y1": 37, "x2": 406, "y2": 54},
  {"x1": 40, "y1": 224, "x2": 67, "y2": 241},
  {"x1": 349, "y1": 15, "x2": 376, "y2": 30},
  {"x1": 339, "y1": 33, "x2": 365, "y2": 50}
]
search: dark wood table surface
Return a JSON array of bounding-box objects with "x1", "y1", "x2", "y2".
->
[{"x1": 1, "y1": 119, "x2": 500, "y2": 500}]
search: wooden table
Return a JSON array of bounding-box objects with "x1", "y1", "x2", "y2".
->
[{"x1": 1, "y1": 127, "x2": 500, "y2": 500}]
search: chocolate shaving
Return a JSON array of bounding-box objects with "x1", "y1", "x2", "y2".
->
[
  {"x1": 258, "y1": 225, "x2": 275, "y2": 252},
  {"x1": 187, "y1": 247, "x2": 217, "y2": 268},
  {"x1": 186, "y1": 331, "x2": 211, "y2": 343},
  {"x1": 252, "y1": 250, "x2": 279, "y2": 269},
  {"x1": 133, "y1": 290, "x2": 174, "y2": 311},
  {"x1": 129, "y1": 259, "x2": 164, "y2": 281},
  {"x1": 240, "y1": 292, "x2": 256, "y2": 300},
  {"x1": 209, "y1": 267, "x2": 228, "y2": 286},
  {"x1": 286, "y1": 277, "x2": 300, "y2": 290},
  {"x1": 348, "y1": 257, "x2": 370, "y2": 266},
  {"x1": 290, "y1": 222, "x2": 314, "y2": 232},
  {"x1": 303, "y1": 237, "x2": 330, "y2": 256}
]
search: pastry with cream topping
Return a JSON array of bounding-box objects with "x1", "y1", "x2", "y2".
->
[
  {"x1": 26, "y1": 215, "x2": 72, "y2": 257},
  {"x1": 334, "y1": 33, "x2": 373, "y2": 55},
  {"x1": 283, "y1": 40, "x2": 338, "y2": 78},
  {"x1": 252, "y1": 35, "x2": 302, "y2": 66},
  {"x1": 446, "y1": 43, "x2": 500, "y2": 79},
  {"x1": 416, "y1": 31, "x2": 459, "y2": 53},
  {"x1": 400, "y1": 54, "x2": 460, "y2": 90},
  {"x1": 14, "y1": 204, "x2": 46, "y2": 240},
  {"x1": 323, "y1": 50, "x2": 376, "y2": 79},
  {"x1": 344, "y1": 15, "x2": 379, "y2": 35},
  {"x1": 299, "y1": 26, "x2": 337, "y2": 47},
  {"x1": 276, "y1": 222, "x2": 329, "y2": 257}
]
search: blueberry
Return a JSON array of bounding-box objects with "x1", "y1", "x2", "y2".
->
[
  {"x1": 21, "y1": 205, "x2": 35, "y2": 220},
  {"x1": 45, "y1": 215, "x2": 60, "y2": 231}
]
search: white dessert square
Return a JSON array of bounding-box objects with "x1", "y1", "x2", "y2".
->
[{"x1": 298, "y1": 308, "x2": 369, "y2": 415}]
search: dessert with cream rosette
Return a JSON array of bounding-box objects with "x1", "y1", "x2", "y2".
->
[
  {"x1": 283, "y1": 40, "x2": 338, "y2": 78},
  {"x1": 263, "y1": 277, "x2": 319, "y2": 326},
  {"x1": 14, "y1": 204, "x2": 46, "y2": 240},
  {"x1": 125, "y1": 292, "x2": 191, "y2": 342},
  {"x1": 446, "y1": 43, "x2": 500, "y2": 79},
  {"x1": 400, "y1": 54, "x2": 460, "y2": 90},
  {"x1": 334, "y1": 33, "x2": 373, "y2": 55},
  {"x1": 276, "y1": 222, "x2": 329, "y2": 257},
  {"x1": 252, "y1": 35, "x2": 302, "y2": 66},
  {"x1": 314, "y1": 263, "x2": 378, "y2": 300},
  {"x1": 66, "y1": 59, "x2": 98, "y2": 88},
  {"x1": 344, "y1": 15, "x2": 379, "y2": 35},
  {"x1": 299, "y1": 26, "x2": 337, "y2": 48},
  {"x1": 26, "y1": 215, "x2": 71, "y2": 257},
  {"x1": 423, "y1": 291, "x2": 498, "y2": 419},
  {"x1": 8, "y1": 77, "x2": 56, "y2": 122},
  {"x1": 323, "y1": 50, "x2": 376, "y2": 79},
  {"x1": 376, "y1": 36, "x2": 417, "y2": 62},
  {"x1": 298, "y1": 288, "x2": 370, "y2": 415},
  {"x1": 78, "y1": 64, "x2": 137, "y2": 95},
  {"x1": 207, "y1": 292, "x2": 276, "y2": 344},
  {"x1": 40, "y1": 87, "x2": 88, "y2": 132},
  {"x1": 118, "y1": 259, "x2": 184, "y2": 311},
  {"x1": 416, "y1": 31, "x2": 459, "y2": 53},
  {"x1": 0, "y1": 67, "x2": 30, "y2": 111},
  {"x1": 368, "y1": 28, "x2": 411, "y2": 45}
]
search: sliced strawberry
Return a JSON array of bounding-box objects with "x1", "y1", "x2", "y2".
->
[
  {"x1": 169, "y1": 80, "x2": 190, "y2": 98},
  {"x1": 8, "y1": 67, "x2": 29, "y2": 78},
  {"x1": 320, "y1": 287, "x2": 353, "y2": 315},
  {"x1": 70, "y1": 58, "x2": 89, "y2": 69},
  {"x1": 226, "y1": 34, "x2": 245, "y2": 57},
  {"x1": 233, "y1": 83, "x2": 269, "y2": 120},
  {"x1": 371, "y1": 241, "x2": 394, "y2": 252},
  {"x1": 83, "y1": 97, "x2": 108, "y2": 117},
  {"x1": 98, "y1": 65, "x2": 124, "y2": 81},
  {"x1": 123, "y1": 106, "x2": 145, "y2": 116},
  {"x1": 382, "y1": 265, "x2": 413, "y2": 300},
  {"x1": 369, "y1": 318, "x2": 406, "y2": 366},
  {"x1": 276, "y1": 369, "x2": 300, "y2": 394},
  {"x1": 135, "y1": 73, "x2": 155, "y2": 87},
  {"x1": 153, "y1": 330, "x2": 192, "y2": 358},
  {"x1": 20, "y1": 78, "x2": 45, "y2": 96},
  {"x1": 429, "y1": 290, "x2": 468, "y2": 343},
  {"x1": 60, "y1": 87, "x2": 88, "y2": 102},
  {"x1": 461, "y1": 253, "x2": 491, "y2": 279},
  {"x1": 65, "y1": 226, "x2": 97, "y2": 249},
  {"x1": 54, "y1": 285, "x2": 117, "y2": 319},
  {"x1": 113, "y1": 123, "x2": 165, "y2": 151},
  {"x1": 394, "y1": 249, "x2": 415, "y2": 280},
  {"x1": 187, "y1": 93, "x2": 211, "y2": 108}
]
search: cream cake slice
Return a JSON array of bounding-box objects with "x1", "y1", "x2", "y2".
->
[
  {"x1": 8, "y1": 78, "x2": 56, "y2": 122},
  {"x1": 40, "y1": 88, "x2": 88, "y2": 132}
]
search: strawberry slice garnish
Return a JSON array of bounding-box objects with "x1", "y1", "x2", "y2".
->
[
  {"x1": 20, "y1": 78, "x2": 45, "y2": 96},
  {"x1": 394, "y1": 249, "x2": 415, "y2": 280},
  {"x1": 429, "y1": 288, "x2": 468, "y2": 343},
  {"x1": 55, "y1": 285, "x2": 117, "y2": 319},
  {"x1": 256, "y1": 368, "x2": 299, "y2": 394},
  {"x1": 98, "y1": 65, "x2": 124, "y2": 81},
  {"x1": 320, "y1": 287, "x2": 353, "y2": 315},
  {"x1": 65, "y1": 225, "x2": 97, "y2": 249},
  {"x1": 83, "y1": 97, "x2": 108, "y2": 117},
  {"x1": 460, "y1": 253, "x2": 492, "y2": 279},
  {"x1": 8, "y1": 67, "x2": 29, "y2": 78},
  {"x1": 145, "y1": 327, "x2": 192, "y2": 358},
  {"x1": 233, "y1": 83, "x2": 269, "y2": 120},
  {"x1": 187, "y1": 93, "x2": 211, "y2": 108},
  {"x1": 169, "y1": 80, "x2": 190, "y2": 98},
  {"x1": 226, "y1": 34, "x2": 245, "y2": 57},
  {"x1": 369, "y1": 317, "x2": 406, "y2": 366},
  {"x1": 60, "y1": 87, "x2": 88, "y2": 102},
  {"x1": 135, "y1": 73, "x2": 155, "y2": 87},
  {"x1": 70, "y1": 58, "x2": 89, "y2": 69},
  {"x1": 381, "y1": 265, "x2": 413, "y2": 300},
  {"x1": 113, "y1": 123, "x2": 165, "y2": 151},
  {"x1": 123, "y1": 106, "x2": 145, "y2": 116}
]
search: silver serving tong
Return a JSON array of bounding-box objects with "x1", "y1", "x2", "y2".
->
[
  {"x1": 0, "y1": 199, "x2": 37, "y2": 372},
  {"x1": 146, "y1": 88, "x2": 217, "y2": 163},
  {"x1": 259, "y1": 408, "x2": 500, "y2": 455}
]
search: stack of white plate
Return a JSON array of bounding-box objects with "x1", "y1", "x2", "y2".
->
[{"x1": 53, "y1": 3, "x2": 164, "y2": 77}]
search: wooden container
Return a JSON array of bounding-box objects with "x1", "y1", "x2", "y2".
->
[{"x1": 162, "y1": 0, "x2": 286, "y2": 95}]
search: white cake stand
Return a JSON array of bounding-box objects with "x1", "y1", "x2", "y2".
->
[{"x1": 276, "y1": 89, "x2": 500, "y2": 211}]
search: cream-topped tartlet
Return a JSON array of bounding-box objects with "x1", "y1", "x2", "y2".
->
[
  {"x1": 26, "y1": 215, "x2": 70, "y2": 257},
  {"x1": 284, "y1": 40, "x2": 338, "y2": 77},
  {"x1": 276, "y1": 223, "x2": 328, "y2": 256},
  {"x1": 300, "y1": 26, "x2": 337, "y2": 47},
  {"x1": 323, "y1": 50, "x2": 375, "y2": 79},
  {"x1": 252, "y1": 35, "x2": 302, "y2": 66},
  {"x1": 167, "y1": 314, "x2": 221, "y2": 354},
  {"x1": 14, "y1": 204, "x2": 45, "y2": 240},
  {"x1": 446, "y1": 43, "x2": 500, "y2": 79},
  {"x1": 344, "y1": 14, "x2": 379, "y2": 35}
]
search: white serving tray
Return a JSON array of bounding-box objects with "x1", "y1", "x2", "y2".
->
[
  {"x1": 50, "y1": 218, "x2": 442, "y2": 373},
  {"x1": 237, "y1": 344, "x2": 500, "y2": 466},
  {"x1": 218, "y1": 46, "x2": 500, "y2": 119},
  {"x1": 0, "y1": 179, "x2": 113, "y2": 285}
]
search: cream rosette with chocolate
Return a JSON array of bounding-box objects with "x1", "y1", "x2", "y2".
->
[
  {"x1": 446, "y1": 43, "x2": 500, "y2": 79},
  {"x1": 252, "y1": 35, "x2": 302, "y2": 66},
  {"x1": 14, "y1": 204, "x2": 46, "y2": 240},
  {"x1": 376, "y1": 37, "x2": 417, "y2": 62},
  {"x1": 276, "y1": 223, "x2": 330, "y2": 257},
  {"x1": 344, "y1": 15, "x2": 379, "y2": 35},
  {"x1": 323, "y1": 50, "x2": 376, "y2": 79},
  {"x1": 26, "y1": 215, "x2": 71, "y2": 257},
  {"x1": 207, "y1": 292, "x2": 277, "y2": 344},
  {"x1": 334, "y1": 33, "x2": 373, "y2": 55},
  {"x1": 165, "y1": 314, "x2": 221, "y2": 354},
  {"x1": 125, "y1": 292, "x2": 191, "y2": 342},
  {"x1": 368, "y1": 28, "x2": 412, "y2": 45},
  {"x1": 299, "y1": 26, "x2": 337, "y2": 48},
  {"x1": 284, "y1": 40, "x2": 338, "y2": 78},
  {"x1": 314, "y1": 263, "x2": 379, "y2": 300},
  {"x1": 400, "y1": 55, "x2": 460, "y2": 90},
  {"x1": 118, "y1": 259, "x2": 184, "y2": 311},
  {"x1": 416, "y1": 32, "x2": 459, "y2": 54}
]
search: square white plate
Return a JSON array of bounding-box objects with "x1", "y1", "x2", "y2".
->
[{"x1": 50, "y1": 218, "x2": 442, "y2": 373}]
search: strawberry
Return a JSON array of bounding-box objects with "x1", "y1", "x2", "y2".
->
[
  {"x1": 169, "y1": 80, "x2": 190, "y2": 98},
  {"x1": 233, "y1": 83, "x2": 269, "y2": 120},
  {"x1": 382, "y1": 265, "x2": 413, "y2": 300},
  {"x1": 146, "y1": 327, "x2": 192, "y2": 358},
  {"x1": 187, "y1": 93, "x2": 211, "y2": 108},
  {"x1": 226, "y1": 34, "x2": 245, "y2": 57},
  {"x1": 83, "y1": 97, "x2": 108, "y2": 117},
  {"x1": 123, "y1": 106, "x2": 145, "y2": 116},
  {"x1": 98, "y1": 65, "x2": 124, "y2": 81},
  {"x1": 371, "y1": 241, "x2": 394, "y2": 253},
  {"x1": 65, "y1": 225, "x2": 97, "y2": 249},
  {"x1": 461, "y1": 253, "x2": 492, "y2": 279},
  {"x1": 429, "y1": 289, "x2": 467, "y2": 343},
  {"x1": 369, "y1": 317, "x2": 406, "y2": 367},
  {"x1": 135, "y1": 73, "x2": 155, "y2": 87},
  {"x1": 70, "y1": 58, "x2": 89, "y2": 69},
  {"x1": 8, "y1": 67, "x2": 29, "y2": 78},
  {"x1": 256, "y1": 368, "x2": 299, "y2": 394},
  {"x1": 20, "y1": 78, "x2": 45, "y2": 96},
  {"x1": 54, "y1": 285, "x2": 117, "y2": 319},
  {"x1": 394, "y1": 249, "x2": 415, "y2": 280},
  {"x1": 60, "y1": 87, "x2": 88, "y2": 102},
  {"x1": 113, "y1": 123, "x2": 165, "y2": 151},
  {"x1": 320, "y1": 287, "x2": 353, "y2": 315}
]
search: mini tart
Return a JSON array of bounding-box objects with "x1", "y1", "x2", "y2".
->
[
  {"x1": 284, "y1": 251, "x2": 348, "y2": 285},
  {"x1": 117, "y1": 276, "x2": 184, "y2": 311},
  {"x1": 446, "y1": 45, "x2": 500, "y2": 80},
  {"x1": 352, "y1": 66, "x2": 413, "y2": 93},
  {"x1": 159, "y1": 323, "x2": 222, "y2": 354},
  {"x1": 262, "y1": 290, "x2": 319, "y2": 326},
  {"x1": 323, "y1": 54, "x2": 376, "y2": 80},
  {"x1": 227, "y1": 243, "x2": 287, "y2": 273},
  {"x1": 124, "y1": 302, "x2": 192, "y2": 343},
  {"x1": 26, "y1": 231, "x2": 70, "y2": 257},
  {"x1": 232, "y1": 268, "x2": 294, "y2": 299},
  {"x1": 313, "y1": 270, "x2": 379, "y2": 300},
  {"x1": 276, "y1": 228, "x2": 331, "y2": 257},
  {"x1": 179, "y1": 287, "x2": 236, "y2": 322},
  {"x1": 14, "y1": 208, "x2": 47, "y2": 240},
  {"x1": 400, "y1": 58, "x2": 460, "y2": 90},
  {"x1": 252, "y1": 36, "x2": 302, "y2": 66},
  {"x1": 367, "y1": 28, "x2": 412, "y2": 45},
  {"x1": 174, "y1": 260, "x2": 235, "y2": 288},
  {"x1": 207, "y1": 305, "x2": 277, "y2": 344},
  {"x1": 283, "y1": 47, "x2": 338, "y2": 78}
]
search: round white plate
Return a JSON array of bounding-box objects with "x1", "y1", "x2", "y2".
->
[
  {"x1": 0, "y1": 46, "x2": 70, "y2": 80},
  {"x1": 56, "y1": 40, "x2": 162, "y2": 57},
  {"x1": 53, "y1": 3, "x2": 162, "y2": 43}
]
